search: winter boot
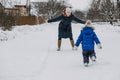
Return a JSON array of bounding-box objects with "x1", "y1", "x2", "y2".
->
[
  {"x1": 57, "y1": 40, "x2": 61, "y2": 51},
  {"x1": 84, "y1": 63, "x2": 88, "y2": 67},
  {"x1": 70, "y1": 40, "x2": 75, "y2": 50},
  {"x1": 91, "y1": 56, "x2": 96, "y2": 62},
  {"x1": 57, "y1": 48, "x2": 61, "y2": 51}
]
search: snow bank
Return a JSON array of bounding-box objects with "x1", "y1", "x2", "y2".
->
[
  {"x1": 0, "y1": 25, "x2": 44, "y2": 41},
  {"x1": 0, "y1": 22, "x2": 120, "y2": 42},
  {"x1": 0, "y1": 30, "x2": 16, "y2": 41}
]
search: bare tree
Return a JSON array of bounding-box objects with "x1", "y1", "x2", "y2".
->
[
  {"x1": 117, "y1": 0, "x2": 120, "y2": 19},
  {"x1": 100, "y1": 0, "x2": 115, "y2": 24},
  {"x1": 0, "y1": 10, "x2": 15, "y2": 31},
  {"x1": 73, "y1": 10, "x2": 85, "y2": 20},
  {"x1": 47, "y1": 0, "x2": 67, "y2": 19},
  {"x1": 32, "y1": 2, "x2": 48, "y2": 16},
  {"x1": 87, "y1": 0, "x2": 102, "y2": 21},
  {"x1": 87, "y1": 0, "x2": 115, "y2": 24},
  {"x1": 0, "y1": 1, "x2": 16, "y2": 30},
  {"x1": 32, "y1": 0, "x2": 67, "y2": 19}
]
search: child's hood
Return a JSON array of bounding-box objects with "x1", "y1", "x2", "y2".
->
[{"x1": 82, "y1": 25, "x2": 94, "y2": 34}]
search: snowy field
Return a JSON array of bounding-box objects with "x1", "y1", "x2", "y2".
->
[{"x1": 0, "y1": 22, "x2": 120, "y2": 80}]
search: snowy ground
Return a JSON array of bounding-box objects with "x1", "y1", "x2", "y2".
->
[{"x1": 0, "y1": 22, "x2": 120, "y2": 80}]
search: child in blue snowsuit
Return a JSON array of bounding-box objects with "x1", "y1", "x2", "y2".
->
[{"x1": 75, "y1": 20, "x2": 102, "y2": 66}]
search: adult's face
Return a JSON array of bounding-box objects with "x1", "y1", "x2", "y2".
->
[{"x1": 65, "y1": 10, "x2": 71, "y2": 17}]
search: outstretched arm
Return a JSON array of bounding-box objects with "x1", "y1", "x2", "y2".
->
[
  {"x1": 73, "y1": 15, "x2": 86, "y2": 24},
  {"x1": 75, "y1": 31, "x2": 83, "y2": 47},
  {"x1": 48, "y1": 15, "x2": 63, "y2": 23}
]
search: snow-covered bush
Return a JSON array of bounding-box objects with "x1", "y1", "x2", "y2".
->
[{"x1": 0, "y1": 30, "x2": 16, "y2": 41}]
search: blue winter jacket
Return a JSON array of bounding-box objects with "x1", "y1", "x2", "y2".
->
[{"x1": 75, "y1": 26, "x2": 101, "y2": 50}]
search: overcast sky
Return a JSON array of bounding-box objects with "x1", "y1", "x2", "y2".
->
[{"x1": 68, "y1": 0, "x2": 92, "y2": 11}]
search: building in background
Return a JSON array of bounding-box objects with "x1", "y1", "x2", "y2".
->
[
  {"x1": 4, "y1": 8, "x2": 19, "y2": 16},
  {"x1": 14, "y1": 5, "x2": 28, "y2": 16},
  {"x1": 0, "y1": 3, "x2": 4, "y2": 13}
]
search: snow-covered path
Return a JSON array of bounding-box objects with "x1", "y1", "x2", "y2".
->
[{"x1": 0, "y1": 23, "x2": 120, "y2": 80}]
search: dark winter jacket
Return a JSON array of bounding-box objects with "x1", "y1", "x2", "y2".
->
[
  {"x1": 48, "y1": 14, "x2": 86, "y2": 38},
  {"x1": 75, "y1": 26, "x2": 101, "y2": 50}
]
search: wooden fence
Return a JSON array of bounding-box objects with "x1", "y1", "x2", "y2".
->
[
  {"x1": 0, "y1": 15, "x2": 46, "y2": 26},
  {"x1": 16, "y1": 16, "x2": 39, "y2": 25}
]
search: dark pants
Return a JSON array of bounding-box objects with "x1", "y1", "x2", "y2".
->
[
  {"x1": 58, "y1": 37, "x2": 73, "y2": 40},
  {"x1": 82, "y1": 50, "x2": 96, "y2": 64}
]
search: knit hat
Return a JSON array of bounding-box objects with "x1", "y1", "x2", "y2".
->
[
  {"x1": 86, "y1": 20, "x2": 92, "y2": 25},
  {"x1": 65, "y1": 7, "x2": 72, "y2": 13},
  {"x1": 85, "y1": 20, "x2": 95, "y2": 30}
]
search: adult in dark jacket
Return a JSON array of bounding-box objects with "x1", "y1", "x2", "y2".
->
[{"x1": 48, "y1": 8, "x2": 86, "y2": 51}]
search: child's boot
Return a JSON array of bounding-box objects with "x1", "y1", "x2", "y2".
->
[
  {"x1": 84, "y1": 63, "x2": 88, "y2": 67},
  {"x1": 91, "y1": 56, "x2": 96, "y2": 62}
]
